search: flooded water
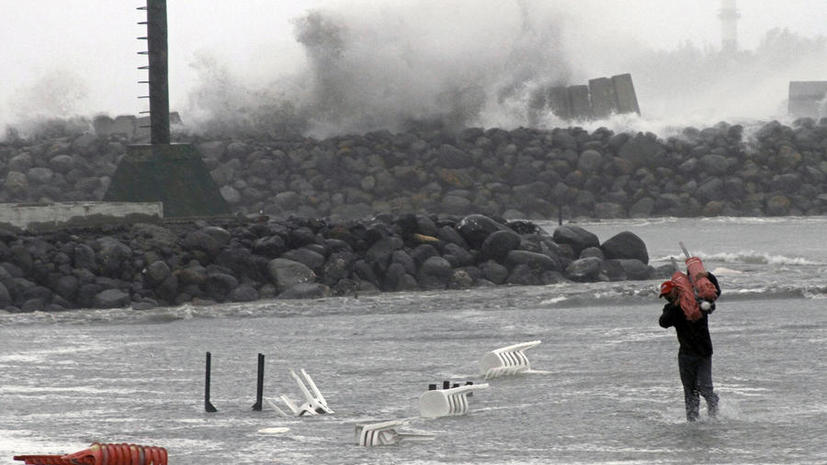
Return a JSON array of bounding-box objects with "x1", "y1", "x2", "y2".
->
[{"x1": 1, "y1": 217, "x2": 825, "y2": 464}]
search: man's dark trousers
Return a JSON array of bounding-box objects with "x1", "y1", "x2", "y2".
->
[{"x1": 678, "y1": 353, "x2": 719, "y2": 421}]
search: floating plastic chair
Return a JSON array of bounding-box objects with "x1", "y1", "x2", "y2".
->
[
  {"x1": 479, "y1": 340, "x2": 542, "y2": 379},
  {"x1": 14, "y1": 443, "x2": 167, "y2": 465},
  {"x1": 354, "y1": 420, "x2": 435, "y2": 447},
  {"x1": 268, "y1": 369, "x2": 333, "y2": 416},
  {"x1": 418, "y1": 383, "x2": 489, "y2": 418}
]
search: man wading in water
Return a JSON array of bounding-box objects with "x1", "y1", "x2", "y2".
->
[{"x1": 659, "y1": 272, "x2": 721, "y2": 421}]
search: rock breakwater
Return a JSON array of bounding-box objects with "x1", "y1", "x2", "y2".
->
[
  {"x1": 2, "y1": 119, "x2": 826, "y2": 218},
  {"x1": 0, "y1": 214, "x2": 660, "y2": 312}
]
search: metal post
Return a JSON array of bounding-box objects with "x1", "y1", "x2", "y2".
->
[
  {"x1": 251, "y1": 353, "x2": 265, "y2": 411},
  {"x1": 145, "y1": 0, "x2": 170, "y2": 144},
  {"x1": 205, "y1": 352, "x2": 217, "y2": 413}
]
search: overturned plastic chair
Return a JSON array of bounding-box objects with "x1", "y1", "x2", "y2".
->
[
  {"x1": 419, "y1": 383, "x2": 489, "y2": 418},
  {"x1": 479, "y1": 340, "x2": 542, "y2": 379},
  {"x1": 267, "y1": 369, "x2": 333, "y2": 416},
  {"x1": 355, "y1": 419, "x2": 435, "y2": 447}
]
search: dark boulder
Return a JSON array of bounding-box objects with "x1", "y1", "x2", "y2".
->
[
  {"x1": 278, "y1": 283, "x2": 331, "y2": 299},
  {"x1": 93, "y1": 288, "x2": 131, "y2": 309},
  {"x1": 417, "y1": 256, "x2": 453, "y2": 290},
  {"x1": 481, "y1": 229, "x2": 522, "y2": 262},
  {"x1": 607, "y1": 258, "x2": 652, "y2": 280},
  {"x1": 504, "y1": 250, "x2": 561, "y2": 272},
  {"x1": 552, "y1": 225, "x2": 599, "y2": 257},
  {"x1": 564, "y1": 257, "x2": 602, "y2": 282},
  {"x1": 600, "y1": 231, "x2": 649, "y2": 264},
  {"x1": 457, "y1": 214, "x2": 507, "y2": 249}
]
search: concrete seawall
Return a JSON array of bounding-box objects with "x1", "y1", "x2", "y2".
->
[{"x1": 0, "y1": 202, "x2": 162, "y2": 232}]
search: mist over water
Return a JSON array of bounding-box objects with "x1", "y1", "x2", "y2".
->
[{"x1": 3, "y1": 1, "x2": 827, "y2": 139}]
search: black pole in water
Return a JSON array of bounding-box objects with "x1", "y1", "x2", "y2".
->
[
  {"x1": 205, "y1": 352, "x2": 217, "y2": 413},
  {"x1": 251, "y1": 353, "x2": 265, "y2": 411},
  {"x1": 558, "y1": 203, "x2": 563, "y2": 226}
]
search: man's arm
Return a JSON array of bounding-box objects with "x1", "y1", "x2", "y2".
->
[
  {"x1": 707, "y1": 272, "x2": 721, "y2": 297},
  {"x1": 659, "y1": 303, "x2": 678, "y2": 328}
]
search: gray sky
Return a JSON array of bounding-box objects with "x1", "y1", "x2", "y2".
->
[{"x1": 1, "y1": 1, "x2": 826, "y2": 132}]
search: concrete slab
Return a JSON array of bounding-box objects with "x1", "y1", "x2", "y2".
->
[
  {"x1": 548, "y1": 86, "x2": 572, "y2": 120},
  {"x1": 0, "y1": 201, "x2": 162, "y2": 232},
  {"x1": 789, "y1": 81, "x2": 827, "y2": 118},
  {"x1": 588, "y1": 77, "x2": 619, "y2": 118},
  {"x1": 568, "y1": 85, "x2": 592, "y2": 120},
  {"x1": 612, "y1": 74, "x2": 640, "y2": 115}
]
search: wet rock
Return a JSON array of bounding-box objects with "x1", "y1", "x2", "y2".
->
[
  {"x1": 278, "y1": 282, "x2": 331, "y2": 299},
  {"x1": 267, "y1": 258, "x2": 316, "y2": 292},
  {"x1": 564, "y1": 256, "x2": 602, "y2": 282},
  {"x1": 552, "y1": 225, "x2": 599, "y2": 257},
  {"x1": 600, "y1": 231, "x2": 649, "y2": 264},
  {"x1": 480, "y1": 229, "x2": 522, "y2": 261},
  {"x1": 93, "y1": 288, "x2": 131, "y2": 308},
  {"x1": 417, "y1": 256, "x2": 453, "y2": 290},
  {"x1": 457, "y1": 214, "x2": 507, "y2": 249}
]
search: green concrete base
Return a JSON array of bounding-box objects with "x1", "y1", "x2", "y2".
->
[{"x1": 104, "y1": 144, "x2": 230, "y2": 217}]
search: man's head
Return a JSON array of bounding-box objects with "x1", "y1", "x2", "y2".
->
[{"x1": 659, "y1": 280, "x2": 676, "y2": 300}]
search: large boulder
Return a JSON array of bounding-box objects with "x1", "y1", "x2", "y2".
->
[
  {"x1": 607, "y1": 259, "x2": 652, "y2": 280},
  {"x1": 278, "y1": 283, "x2": 331, "y2": 299},
  {"x1": 417, "y1": 256, "x2": 453, "y2": 290},
  {"x1": 93, "y1": 289, "x2": 131, "y2": 309},
  {"x1": 552, "y1": 225, "x2": 599, "y2": 257},
  {"x1": 600, "y1": 231, "x2": 649, "y2": 264},
  {"x1": 96, "y1": 237, "x2": 132, "y2": 276},
  {"x1": 267, "y1": 258, "x2": 316, "y2": 293},
  {"x1": 564, "y1": 257, "x2": 602, "y2": 282},
  {"x1": 480, "y1": 229, "x2": 522, "y2": 262},
  {"x1": 457, "y1": 214, "x2": 507, "y2": 249},
  {"x1": 504, "y1": 250, "x2": 561, "y2": 272}
]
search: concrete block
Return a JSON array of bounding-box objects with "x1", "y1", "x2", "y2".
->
[
  {"x1": 548, "y1": 86, "x2": 572, "y2": 120},
  {"x1": 568, "y1": 85, "x2": 592, "y2": 120},
  {"x1": 93, "y1": 115, "x2": 137, "y2": 138},
  {"x1": 612, "y1": 74, "x2": 640, "y2": 115},
  {"x1": 104, "y1": 143, "x2": 231, "y2": 217},
  {"x1": 788, "y1": 81, "x2": 827, "y2": 118},
  {"x1": 588, "y1": 77, "x2": 619, "y2": 118}
]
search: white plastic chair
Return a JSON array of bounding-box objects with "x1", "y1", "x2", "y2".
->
[
  {"x1": 268, "y1": 369, "x2": 333, "y2": 416},
  {"x1": 418, "y1": 383, "x2": 489, "y2": 418},
  {"x1": 479, "y1": 340, "x2": 542, "y2": 379},
  {"x1": 355, "y1": 419, "x2": 435, "y2": 447}
]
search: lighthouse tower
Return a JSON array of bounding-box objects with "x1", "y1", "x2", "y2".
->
[{"x1": 719, "y1": 0, "x2": 740, "y2": 53}]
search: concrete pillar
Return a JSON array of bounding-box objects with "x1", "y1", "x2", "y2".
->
[
  {"x1": 588, "y1": 77, "x2": 619, "y2": 119},
  {"x1": 612, "y1": 74, "x2": 640, "y2": 115},
  {"x1": 568, "y1": 85, "x2": 592, "y2": 120}
]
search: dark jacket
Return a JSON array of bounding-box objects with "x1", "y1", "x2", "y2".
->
[{"x1": 659, "y1": 273, "x2": 721, "y2": 357}]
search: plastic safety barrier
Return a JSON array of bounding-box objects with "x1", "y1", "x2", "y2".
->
[{"x1": 14, "y1": 443, "x2": 167, "y2": 465}]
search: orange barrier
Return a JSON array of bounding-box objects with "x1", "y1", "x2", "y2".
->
[
  {"x1": 671, "y1": 271, "x2": 702, "y2": 321},
  {"x1": 14, "y1": 443, "x2": 167, "y2": 465},
  {"x1": 685, "y1": 257, "x2": 718, "y2": 301}
]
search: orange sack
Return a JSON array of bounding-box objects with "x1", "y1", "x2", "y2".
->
[
  {"x1": 685, "y1": 256, "x2": 718, "y2": 301},
  {"x1": 671, "y1": 271, "x2": 702, "y2": 321}
]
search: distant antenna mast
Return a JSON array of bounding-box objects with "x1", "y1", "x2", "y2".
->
[{"x1": 719, "y1": 0, "x2": 740, "y2": 53}]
